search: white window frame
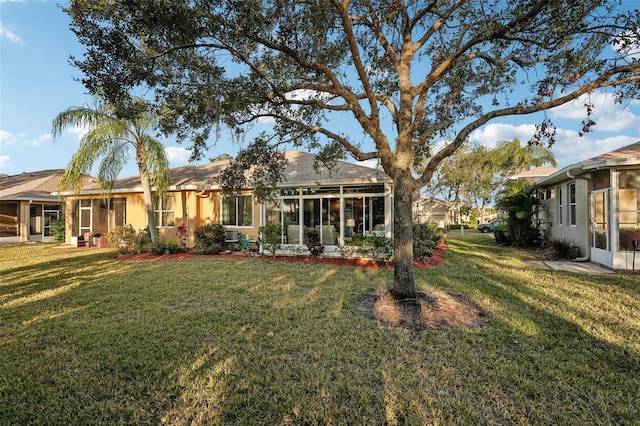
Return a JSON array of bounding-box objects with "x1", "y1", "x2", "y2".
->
[
  {"x1": 154, "y1": 194, "x2": 175, "y2": 227},
  {"x1": 222, "y1": 194, "x2": 253, "y2": 227},
  {"x1": 569, "y1": 182, "x2": 576, "y2": 226},
  {"x1": 557, "y1": 185, "x2": 563, "y2": 225}
]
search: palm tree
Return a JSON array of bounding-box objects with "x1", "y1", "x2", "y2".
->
[
  {"x1": 52, "y1": 98, "x2": 170, "y2": 242},
  {"x1": 494, "y1": 138, "x2": 557, "y2": 175}
]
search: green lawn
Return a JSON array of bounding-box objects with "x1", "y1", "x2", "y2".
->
[{"x1": 1, "y1": 234, "x2": 639, "y2": 425}]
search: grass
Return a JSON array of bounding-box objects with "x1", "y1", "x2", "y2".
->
[{"x1": 1, "y1": 234, "x2": 639, "y2": 425}]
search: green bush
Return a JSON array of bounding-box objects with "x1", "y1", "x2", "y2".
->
[
  {"x1": 258, "y1": 223, "x2": 281, "y2": 256},
  {"x1": 194, "y1": 223, "x2": 227, "y2": 246},
  {"x1": 344, "y1": 234, "x2": 393, "y2": 259},
  {"x1": 191, "y1": 243, "x2": 223, "y2": 255},
  {"x1": 362, "y1": 235, "x2": 393, "y2": 259},
  {"x1": 193, "y1": 223, "x2": 226, "y2": 255},
  {"x1": 539, "y1": 239, "x2": 581, "y2": 260},
  {"x1": 149, "y1": 240, "x2": 186, "y2": 255},
  {"x1": 305, "y1": 229, "x2": 325, "y2": 257},
  {"x1": 496, "y1": 186, "x2": 540, "y2": 247},
  {"x1": 413, "y1": 222, "x2": 443, "y2": 259},
  {"x1": 50, "y1": 214, "x2": 66, "y2": 244},
  {"x1": 493, "y1": 227, "x2": 511, "y2": 245},
  {"x1": 104, "y1": 225, "x2": 151, "y2": 254}
]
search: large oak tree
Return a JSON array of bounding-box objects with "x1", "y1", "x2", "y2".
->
[{"x1": 65, "y1": 0, "x2": 639, "y2": 298}]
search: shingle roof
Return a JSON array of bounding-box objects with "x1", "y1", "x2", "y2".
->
[
  {"x1": 280, "y1": 150, "x2": 385, "y2": 184},
  {"x1": 81, "y1": 150, "x2": 387, "y2": 193},
  {"x1": 509, "y1": 166, "x2": 559, "y2": 180},
  {"x1": 534, "y1": 141, "x2": 640, "y2": 186},
  {"x1": 0, "y1": 169, "x2": 65, "y2": 201},
  {"x1": 581, "y1": 140, "x2": 640, "y2": 167}
]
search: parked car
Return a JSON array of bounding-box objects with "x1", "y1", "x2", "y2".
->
[
  {"x1": 477, "y1": 219, "x2": 506, "y2": 233},
  {"x1": 477, "y1": 222, "x2": 492, "y2": 233}
]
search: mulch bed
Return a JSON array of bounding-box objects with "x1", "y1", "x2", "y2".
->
[{"x1": 114, "y1": 241, "x2": 448, "y2": 270}]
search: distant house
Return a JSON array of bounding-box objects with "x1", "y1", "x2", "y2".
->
[
  {"x1": 0, "y1": 170, "x2": 65, "y2": 243},
  {"x1": 533, "y1": 141, "x2": 640, "y2": 270},
  {"x1": 59, "y1": 151, "x2": 393, "y2": 250},
  {"x1": 509, "y1": 166, "x2": 559, "y2": 184},
  {"x1": 413, "y1": 196, "x2": 467, "y2": 228}
]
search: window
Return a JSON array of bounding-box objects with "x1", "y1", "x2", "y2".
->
[
  {"x1": 0, "y1": 201, "x2": 19, "y2": 237},
  {"x1": 222, "y1": 194, "x2": 253, "y2": 227},
  {"x1": 569, "y1": 183, "x2": 576, "y2": 226},
  {"x1": 618, "y1": 170, "x2": 640, "y2": 251},
  {"x1": 154, "y1": 194, "x2": 175, "y2": 227},
  {"x1": 557, "y1": 186, "x2": 563, "y2": 225}
]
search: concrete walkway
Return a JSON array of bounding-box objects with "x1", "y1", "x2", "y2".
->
[{"x1": 542, "y1": 261, "x2": 615, "y2": 274}]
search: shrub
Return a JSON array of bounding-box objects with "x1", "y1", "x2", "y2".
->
[
  {"x1": 50, "y1": 214, "x2": 66, "y2": 244},
  {"x1": 149, "y1": 240, "x2": 186, "y2": 255},
  {"x1": 193, "y1": 223, "x2": 226, "y2": 255},
  {"x1": 104, "y1": 226, "x2": 151, "y2": 254},
  {"x1": 194, "y1": 223, "x2": 227, "y2": 246},
  {"x1": 539, "y1": 239, "x2": 581, "y2": 260},
  {"x1": 258, "y1": 223, "x2": 281, "y2": 256},
  {"x1": 493, "y1": 228, "x2": 512, "y2": 245},
  {"x1": 191, "y1": 243, "x2": 223, "y2": 255},
  {"x1": 343, "y1": 234, "x2": 393, "y2": 259},
  {"x1": 305, "y1": 229, "x2": 324, "y2": 257},
  {"x1": 105, "y1": 225, "x2": 137, "y2": 254},
  {"x1": 496, "y1": 186, "x2": 539, "y2": 247},
  {"x1": 413, "y1": 222, "x2": 443, "y2": 259},
  {"x1": 362, "y1": 235, "x2": 394, "y2": 259},
  {"x1": 133, "y1": 227, "x2": 152, "y2": 254}
]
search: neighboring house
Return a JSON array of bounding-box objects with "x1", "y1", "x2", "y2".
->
[
  {"x1": 509, "y1": 166, "x2": 559, "y2": 184},
  {"x1": 59, "y1": 151, "x2": 393, "y2": 251},
  {"x1": 413, "y1": 196, "x2": 468, "y2": 228},
  {"x1": 533, "y1": 141, "x2": 640, "y2": 270},
  {"x1": 0, "y1": 170, "x2": 65, "y2": 244}
]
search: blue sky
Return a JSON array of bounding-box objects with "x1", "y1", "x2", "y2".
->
[{"x1": 1, "y1": 0, "x2": 639, "y2": 179}]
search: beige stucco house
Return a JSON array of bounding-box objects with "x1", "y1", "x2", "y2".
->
[
  {"x1": 534, "y1": 141, "x2": 640, "y2": 270},
  {"x1": 0, "y1": 170, "x2": 65, "y2": 244},
  {"x1": 413, "y1": 196, "x2": 468, "y2": 228},
  {"x1": 60, "y1": 151, "x2": 393, "y2": 251}
]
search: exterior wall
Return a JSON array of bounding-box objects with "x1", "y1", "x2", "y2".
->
[
  {"x1": 415, "y1": 201, "x2": 447, "y2": 228},
  {"x1": 64, "y1": 189, "x2": 263, "y2": 248},
  {"x1": 541, "y1": 178, "x2": 590, "y2": 258},
  {"x1": 539, "y1": 167, "x2": 640, "y2": 270}
]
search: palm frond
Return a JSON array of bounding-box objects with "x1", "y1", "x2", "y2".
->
[
  {"x1": 51, "y1": 104, "x2": 113, "y2": 139},
  {"x1": 96, "y1": 140, "x2": 130, "y2": 193}
]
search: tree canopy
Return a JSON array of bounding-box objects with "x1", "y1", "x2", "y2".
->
[{"x1": 64, "y1": 0, "x2": 640, "y2": 297}]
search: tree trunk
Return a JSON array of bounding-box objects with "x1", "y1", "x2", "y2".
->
[
  {"x1": 392, "y1": 172, "x2": 416, "y2": 299},
  {"x1": 136, "y1": 145, "x2": 159, "y2": 243}
]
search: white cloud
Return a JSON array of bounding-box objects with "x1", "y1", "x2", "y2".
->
[
  {"x1": 469, "y1": 123, "x2": 537, "y2": 149},
  {"x1": 0, "y1": 21, "x2": 23, "y2": 44},
  {"x1": 550, "y1": 133, "x2": 639, "y2": 168},
  {"x1": 64, "y1": 124, "x2": 90, "y2": 141},
  {"x1": 469, "y1": 117, "x2": 639, "y2": 169},
  {"x1": 551, "y1": 91, "x2": 640, "y2": 132},
  {"x1": 0, "y1": 130, "x2": 17, "y2": 146},
  {"x1": 0, "y1": 154, "x2": 10, "y2": 169},
  {"x1": 1, "y1": 130, "x2": 53, "y2": 147},
  {"x1": 165, "y1": 146, "x2": 192, "y2": 164}
]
